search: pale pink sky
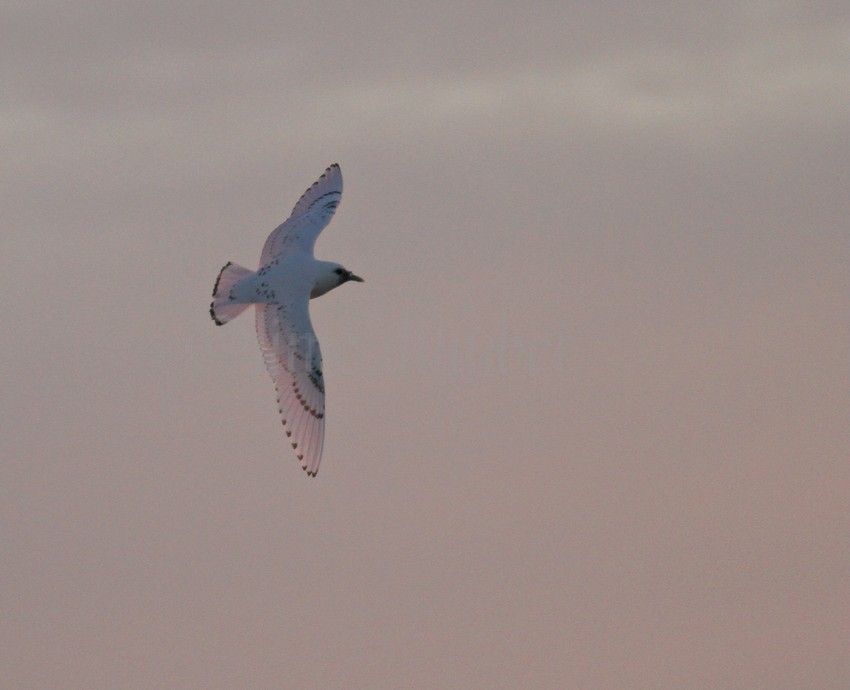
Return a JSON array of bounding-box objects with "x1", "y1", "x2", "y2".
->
[{"x1": 2, "y1": 2, "x2": 848, "y2": 688}]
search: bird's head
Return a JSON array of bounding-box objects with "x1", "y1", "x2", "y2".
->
[
  {"x1": 310, "y1": 263, "x2": 364, "y2": 299},
  {"x1": 333, "y1": 265, "x2": 364, "y2": 285}
]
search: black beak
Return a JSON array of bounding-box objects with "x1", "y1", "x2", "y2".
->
[{"x1": 347, "y1": 271, "x2": 364, "y2": 283}]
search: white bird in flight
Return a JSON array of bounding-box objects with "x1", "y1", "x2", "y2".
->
[{"x1": 210, "y1": 164, "x2": 362, "y2": 477}]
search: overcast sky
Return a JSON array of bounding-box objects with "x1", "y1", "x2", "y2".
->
[{"x1": 2, "y1": 2, "x2": 848, "y2": 688}]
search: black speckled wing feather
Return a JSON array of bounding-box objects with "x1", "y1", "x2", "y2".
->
[
  {"x1": 255, "y1": 300, "x2": 325, "y2": 476},
  {"x1": 259, "y1": 164, "x2": 343, "y2": 264}
]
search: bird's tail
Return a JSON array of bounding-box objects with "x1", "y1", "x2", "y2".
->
[{"x1": 210, "y1": 261, "x2": 253, "y2": 325}]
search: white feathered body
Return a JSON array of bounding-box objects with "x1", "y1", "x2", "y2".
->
[{"x1": 227, "y1": 257, "x2": 350, "y2": 304}]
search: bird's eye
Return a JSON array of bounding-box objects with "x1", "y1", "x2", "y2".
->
[{"x1": 334, "y1": 268, "x2": 344, "y2": 275}]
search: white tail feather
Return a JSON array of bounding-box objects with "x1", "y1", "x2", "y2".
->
[{"x1": 210, "y1": 262, "x2": 253, "y2": 325}]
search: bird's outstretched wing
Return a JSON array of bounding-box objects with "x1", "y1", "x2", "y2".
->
[
  {"x1": 259, "y1": 164, "x2": 343, "y2": 264},
  {"x1": 255, "y1": 300, "x2": 326, "y2": 476}
]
